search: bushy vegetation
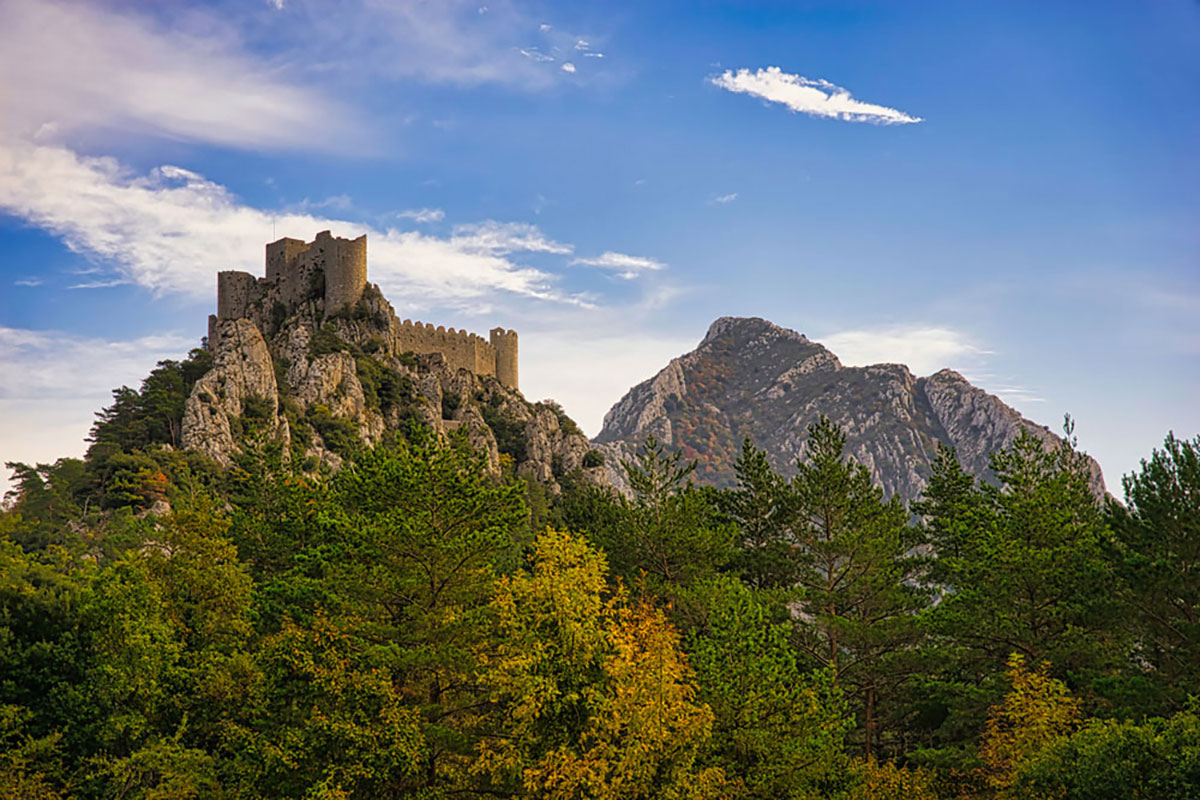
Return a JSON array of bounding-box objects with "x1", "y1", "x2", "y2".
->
[{"x1": 3, "y1": 407, "x2": 1199, "y2": 799}]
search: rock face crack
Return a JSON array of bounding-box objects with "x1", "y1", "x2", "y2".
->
[{"x1": 592, "y1": 317, "x2": 1105, "y2": 502}]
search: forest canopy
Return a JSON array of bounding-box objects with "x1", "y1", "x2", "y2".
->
[{"x1": 3, "y1": 410, "x2": 1199, "y2": 799}]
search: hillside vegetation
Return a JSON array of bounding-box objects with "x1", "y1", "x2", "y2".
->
[{"x1": 2, "y1": 363, "x2": 1199, "y2": 798}]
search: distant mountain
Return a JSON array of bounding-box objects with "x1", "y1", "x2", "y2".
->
[{"x1": 592, "y1": 316, "x2": 1104, "y2": 502}]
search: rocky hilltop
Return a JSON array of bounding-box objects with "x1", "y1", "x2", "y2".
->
[
  {"x1": 593, "y1": 316, "x2": 1104, "y2": 501},
  {"x1": 180, "y1": 232, "x2": 605, "y2": 494}
]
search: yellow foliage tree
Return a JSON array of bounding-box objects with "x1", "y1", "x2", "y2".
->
[
  {"x1": 477, "y1": 529, "x2": 727, "y2": 799},
  {"x1": 978, "y1": 653, "x2": 1080, "y2": 795},
  {"x1": 847, "y1": 758, "x2": 940, "y2": 800}
]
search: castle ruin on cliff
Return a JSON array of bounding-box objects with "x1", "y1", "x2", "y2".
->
[{"x1": 207, "y1": 230, "x2": 519, "y2": 390}]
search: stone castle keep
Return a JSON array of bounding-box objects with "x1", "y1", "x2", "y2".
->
[{"x1": 208, "y1": 230, "x2": 519, "y2": 390}]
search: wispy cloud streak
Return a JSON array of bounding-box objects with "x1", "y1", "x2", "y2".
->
[{"x1": 711, "y1": 67, "x2": 922, "y2": 125}]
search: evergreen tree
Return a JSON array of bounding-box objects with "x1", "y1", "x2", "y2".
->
[
  {"x1": 788, "y1": 416, "x2": 930, "y2": 759},
  {"x1": 591, "y1": 435, "x2": 735, "y2": 591},
  {"x1": 721, "y1": 439, "x2": 802, "y2": 590},
  {"x1": 1107, "y1": 432, "x2": 1200, "y2": 709}
]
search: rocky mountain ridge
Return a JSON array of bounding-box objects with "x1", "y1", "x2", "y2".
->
[{"x1": 593, "y1": 316, "x2": 1104, "y2": 501}]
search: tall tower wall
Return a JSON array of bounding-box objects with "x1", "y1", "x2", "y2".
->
[
  {"x1": 324, "y1": 232, "x2": 368, "y2": 313},
  {"x1": 490, "y1": 328, "x2": 519, "y2": 390},
  {"x1": 265, "y1": 238, "x2": 308, "y2": 283},
  {"x1": 217, "y1": 271, "x2": 259, "y2": 320}
]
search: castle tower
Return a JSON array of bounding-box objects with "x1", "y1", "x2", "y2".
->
[
  {"x1": 320, "y1": 231, "x2": 368, "y2": 313},
  {"x1": 490, "y1": 328, "x2": 519, "y2": 391},
  {"x1": 216, "y1": 270, "x2": 258, "y2": 320},
  {"x1": 265, "y1": 237, "x2": 309, "y2": 283}
]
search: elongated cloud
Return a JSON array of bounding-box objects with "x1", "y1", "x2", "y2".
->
[
  {"x1": 571, "y1": 251, "x2": 666, "y2": 280},
  {"x1": 0, "y1": 142, "x2": 675, "y2": 309},
  {"x1": 711, "y1": 67, "x2": 922, "y2": 125}
]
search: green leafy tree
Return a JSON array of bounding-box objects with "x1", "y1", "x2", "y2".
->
[
  {"x1": 914, "y1": 425, "x2": 1121, "y2": 771},
  {"x1": 1014, "y1": 707, "x2": 1200, "y2": 800},
  {"x1": 229, "y1": 615, "x2": 425, "y2": 799},
  {"x1": 317, "y1": 430, "x2": 527, "y2": 793}
]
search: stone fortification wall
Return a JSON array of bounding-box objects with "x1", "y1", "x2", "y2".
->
[
  {"x1": 394, "y1": 319, "x2": 501, "y2": 381},
  {"x1": 321, "y1": 232, "x2": 368, "y2": 312},
  {"x1": 210, "y1": 232, "x2": 518, "y2": 390},
  {"x1": 265, "y1": 237, "x2": 314, "y2": 307},
  {"x1": 217, "y1": 270, "x2": 263, "y2": 321},
  {"x1": 264, "y1": 231, "x2": 367, "y2": 310},
  {"x1": 490, "y1": 328, "x2": 518, "y2": 391}
]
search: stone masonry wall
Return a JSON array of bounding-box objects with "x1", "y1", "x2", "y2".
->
[
  {"x1": 490, "y1": 328, "x2": 519, "y2": 391},
  {"x1": 323, "y1": 233, "x2": 367, "y2": 313},
  {"x1": 210, "y1": 232, "x2": 518, "y2": 391},
  {"x1": 394, "y1": 319, "x2": 500, "y2": 381},
  {"x1": 217, "y1": 270, "x2": 262, "y2": 321}
]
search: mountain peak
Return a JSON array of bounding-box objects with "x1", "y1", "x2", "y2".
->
[
  {"x1": 701, "y1": 316, "x2": 810, "y2": 347},
  {"x1": 593, "y1": 316, "x2": 1104, "y2": 500}
]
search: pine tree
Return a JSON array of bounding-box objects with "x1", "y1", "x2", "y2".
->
[{"x1": 788, "y1": 416, "x2": 930, "y2": 759}]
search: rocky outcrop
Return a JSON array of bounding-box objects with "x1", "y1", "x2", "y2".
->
[
  {"x1": 594, "y1": 316, "x2": 1104, "y2": 502},
  {"x1": 182, "y1": 318, "x2": 283, "y2": 466},
  {"x1": 181, "y1": 281, "x2": 605, "y2": 494}
]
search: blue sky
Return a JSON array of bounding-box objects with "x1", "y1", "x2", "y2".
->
[{"x1": 0, "y1": 0, "x2": 1197, "y2": 498}]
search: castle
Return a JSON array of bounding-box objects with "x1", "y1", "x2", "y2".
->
[{"x1": 208, "y1": 230, "x2": 519, "y2": 390}]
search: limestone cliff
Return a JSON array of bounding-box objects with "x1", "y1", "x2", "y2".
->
[
  {"x1": 182, "y1": 280, "x2": 604, "y2": 493},
  {"x1": 593, "y1": 316, "x2": 1104, "y2": 502}
]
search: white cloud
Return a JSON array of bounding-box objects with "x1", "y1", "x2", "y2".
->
[
  {"x1": 817, "y1": 326, "x2": 986, "y2": 376},
  {"x1": 0, "y1": 142, "x2": 582, "y2": 308},
  {"x1": 711, "y1": 67, "x2": 923, "y2": 125},
  {"x1": 561, "y1": 62, "x2": 577, "y2": 74},
  {"x1": 711, "y1": 192, "x2": 738, "y2": 205},
  {"x1": 68, "y1": 279, "x2": 128, "y2": 290},
  {"x1": 570, "y1": 251, "x2": 667, "y2": 280},
  {"x1": 0, "y1": 0, "x2": 363, "y2": 152},
  {"x1": 519, "y1": 47, "x2": 555, "y2": 63},
  {"x1": 396, "y1": 207, "x2": 446, "y2": 224},
  {"x1": 13, "y1": 278, "x2": 42, "y2": 287}
]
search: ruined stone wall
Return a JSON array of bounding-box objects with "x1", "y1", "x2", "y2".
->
[
  {"x1": 323, "y1": 233, "x2": 367, "y2": 313},
  {"x1": 490, "y1": 328, "x2": 519, "y2": 391},
  {"x1": 394, "y1": 320, "x2": 501, "y2": 378},
  {"x1": 211, "y1": 232, "x2": 517, "y2": 386},
  {"x1": 217, "y1": 271, "x2": 262, "y2": 321},
  {"x1": 266, "y1": 237, "x2": 313, "y2": 307}
]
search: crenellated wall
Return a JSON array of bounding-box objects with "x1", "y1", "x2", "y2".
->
[
  {"x1": 211, "y1": 232, "x2": 518, "y2": 390},
  {"x1": 392, "y1": 319, "x2": 518, "y2": 388}
]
